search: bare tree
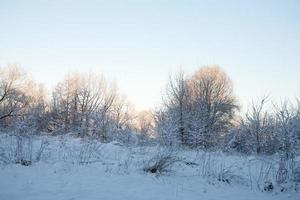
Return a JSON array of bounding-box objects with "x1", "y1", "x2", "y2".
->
[
  {"x1": 241, "y1": 96, "x2": 276, "y2": 155},
  {"x1": 50, "y1": 73, "x2": 81, "y2": 131},
  {"x1": 156, "y1": 70, "x2": 191, "y2": 146},
  {"x1": 135, "y1": 110, "x2": 155, "y2": 144},
  {"x1": 166, "y1": 71, "x2": 190, "y2": 145},
  {"x1": 156, "y1": 66, "x2": 238, "y2": 148},
  {"x1": 50, "y1": 72, "x2": 134, "y2": 142},
  {"x1": 0, "y1": 65, "x2": 29, "y2": 125},
  {"x1": 274, "y1": 99, "x2": 300, "y2": 157},
  {"x1": 111, "y1": 95, "x2": 133, "y2": 131},
  {"x1": 189, "y1": 66, "x2": 238, "y2": 148}
]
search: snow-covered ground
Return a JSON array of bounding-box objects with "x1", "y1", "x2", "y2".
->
[{"x1": 0, "y1": 134, "x2": 299, "y2": 200}]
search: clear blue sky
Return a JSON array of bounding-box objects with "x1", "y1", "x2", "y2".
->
[{"x1": 0, "y1": 0, "x2": 299, "y2": 111}]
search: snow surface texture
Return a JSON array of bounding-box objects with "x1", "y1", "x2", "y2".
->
[{"x1": 0, "y1": 133, "x2": 299, "y2": 200}]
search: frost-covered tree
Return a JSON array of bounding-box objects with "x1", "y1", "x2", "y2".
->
[
  {"x1": 159, "y1": 71, "x2": 191, "y2": 146},
  {"x1": 155, "y1": 66, "x2": 238, "y2": 148},
  {"x1": 0, "y1": 65, "x2": 49, "y2": 133},
  {"x1": 274, "y1": 100, "x2": 300, "y2": 158},
  {"x1": 188, "y1": 66, "x2": 238, "y2": 148},
  {"x1": 18, "y1": 81, "x2": 49, "y2": 133},
  {"x1": 0, "y1": 65, "x2": 29, "y2": 124},
  {"x1": 233, "y1": 97, "x2": 300, "y2": 157},
  {"x1": 239, "y1": 97, "x2": 277, "y2": 155},
  {"x1": 155, "y1": 109, "x2": 180, "y2": 146},
  {"x1": 135, "y1": 110, "x2": 155, "y2": 145},
  {"x1": 50, "y1": 72, "x2": 134, "y2": 142}
]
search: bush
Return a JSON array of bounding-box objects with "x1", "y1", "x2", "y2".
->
[
  {"x1": 143, "y1": 150, "x2": 181, "y2": 174},
  {"x1": 0, "y1": 133, "x2": 49, "y2": 166}
]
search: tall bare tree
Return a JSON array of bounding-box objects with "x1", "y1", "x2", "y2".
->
[
  {"x1": 0, "y1": 65, "x2": 29, "y2": 123},
  {"x1": 189, "y1": 66, "x2": 238, "y2": 147},
  {"x1": 156, "y1": 66, "x2": 238, "y2": 148},
  {"x1": 50, "y1": 72, "x2": 133, "y2": 141},
  {"x1": 240, "y1": 96, "x2": 276, "y2": 155}
]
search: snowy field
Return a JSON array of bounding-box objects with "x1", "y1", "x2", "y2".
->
[{"x1": 0, "y1": 133, "x2": 299, "y2": 200}]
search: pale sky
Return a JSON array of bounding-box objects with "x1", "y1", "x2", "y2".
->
[{"x1": 0, "y1": 0, "x2": 299, "y2": 111}]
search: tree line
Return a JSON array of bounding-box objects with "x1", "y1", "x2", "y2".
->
[
  {"x1": 0, "y1": 64, "x2": 299, "y2": 157},
  {"x1": 0, "y1": 65, "x2": 134, "y2": 143}
]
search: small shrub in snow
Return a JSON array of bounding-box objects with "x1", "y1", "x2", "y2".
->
[
  {"x1": 143, "y1": 150, "x2": 181, "y2": 174},
  {"x1": 263, "y1": 181, "x2": 274, "y2": 192},
  {"x1": 78, "y1": 139, "x2": 103, "y2": 165},
  {"x1": 0, "y1": 133, "x2": 49, "y2": 166},
  {"x1": 217, "y1": 168, "x2": 234, "y2": 184},
  {"x1": 16, "y1": 159, "x2": 32, "y2": 166}
]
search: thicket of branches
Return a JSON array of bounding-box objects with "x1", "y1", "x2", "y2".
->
[
  {"x1": 0, "y1": 65, "x2": 135, "y2": 143},
  {"x1": 155, "y1": 66, "x2": 239, "y2": 148},
  {"x1": 0, "y1": 64, "x2": 299, "y2": 158}
]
